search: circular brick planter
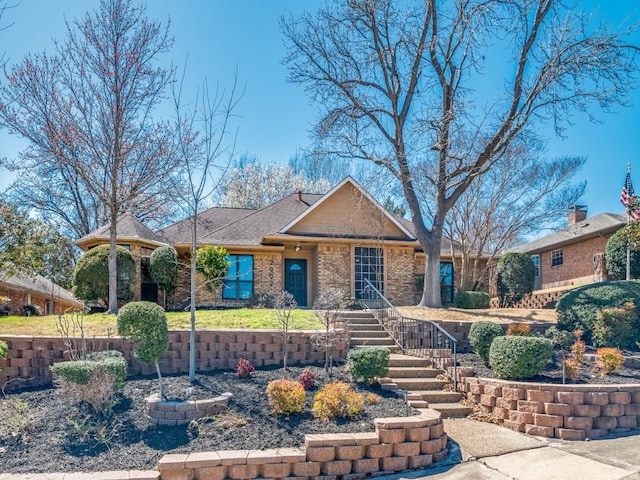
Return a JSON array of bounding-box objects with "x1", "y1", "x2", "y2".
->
[{"x1": 144, "y1": 392, "x2": 233, "y2": 426}]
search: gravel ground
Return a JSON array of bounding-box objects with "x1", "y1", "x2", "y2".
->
[{"x1": 0, "y1": 363, "x2": 416, "y2": 474}]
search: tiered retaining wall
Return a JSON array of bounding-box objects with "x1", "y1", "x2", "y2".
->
[
  {"x1": 0, "y1": 330, "x2": 349, "y2": 392},
  {"x1": 462, "y1": 377, "x2": 640, "y2": 440},
  {"x1": 157, "y1": 409, "x2": 449, "y2": 480}
]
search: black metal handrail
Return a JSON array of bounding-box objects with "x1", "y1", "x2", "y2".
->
[{"x1": 361, "y1": 279, "x2": 458, "y2": 390}]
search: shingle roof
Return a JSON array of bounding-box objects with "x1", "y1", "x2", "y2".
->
[
  {"x1": 76, "y1": 212, "x2": 167, "y2": 246},
  {"x1": 2, "y1": 273, "x2": 79, "y2": 304},
  {"x1": 158, "y1": 206, "x2": 255, "y2": 245},
  {"x1": 198, "y1": 193, "x2": 324, "y2": 245},
  {"x1": 509, "y1": 212, "x2": 627, "y2": 254}
]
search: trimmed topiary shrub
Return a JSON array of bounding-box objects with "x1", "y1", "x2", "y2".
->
[
  {"x1": 454, "y1": 291, "x2": 490, "y2": 309},
  {"x1": 496, "y1": 253, "x2": 535, "y2": 307},
  {"x1": 347, "y1": 347, "x2": 389, "y2": 384},
  {"x1": 117, "y1": 302, "x2": 169, "y2": 397},
  {"x1": 72, "y1": 244, "x2": 136, "y2": 303},
  {"x1": 50, "y1": 350, "x2": 128, "y2": 416},
  {"x1": 489, "y1": 336, "x2": 553, "y2": 380},
  {"x1": 150, "y1": 246, "x2": 178, "y2": 298},
  {"x1": 468, "y1": 321, "x2": 503, "y2": 364},
  {"x1": 556, "y1": 281, "x2": 640, "y2": 345}
]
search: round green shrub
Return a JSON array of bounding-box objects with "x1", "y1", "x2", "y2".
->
[
  {"x1": 489, "y1": 336, "x2": 553, "y2": 380},
  {"x1": 117, "y1": 302, "x2": 169, "y2": 365},
  {"x1": 150, "y1": 246, "x2": 178, "y2": 295},
  {"x1": 592, "y1": 303, "x2": 639, "y2": 350},
  {"x1": 496, "y1": 253, "x2": 535, "y2": 307},
  {"x1": 0, "y1": 340, "x2": 8, "y2": 372},
  {"x1": 468, "y1": 321, "x2": 503, "y2": 363},
  {"x1": 544, "y1": 326, "x2": 574, "y2": 351},
  {"x1": 454, "y1": 291, "x2": 490, "y2": 309},
  {"x1": 347, "y1": 347, "x2": 389, "y2": 384},
  {"x1": 72, "y1": 244, "x2": 136, "y2": 302},
  {"x1": 604, "y1": 226, "x2": 640, "y2": 280},
  {"x1": 556, "y1": 281, "x2": 640, "y2": 345}
]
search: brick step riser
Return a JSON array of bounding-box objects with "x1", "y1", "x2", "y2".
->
[
  {"x1": 385, "y1": 379, "x2": 449, "y2": 391},
  {"x1": 339, "y1": 312, "x2": 377, "y2": 319},
  {"x1": 384, "y1": 368, "x2": 442, "y2": 379},
  {"x1": 348, "y1": 331, "x2": 391, "y2": 338},
  {"x1": 428, "y1": 405, "x2": 472, "y2": 418},
  {"x1": 412, "y1": 391, "x2": 463, "y2": 403},
  {"x1": 348, "y1": 324, "x2": 384, "y2": 330},
  {"x1": 346, "y1": 320, "x2": 382, "y2": 326}
]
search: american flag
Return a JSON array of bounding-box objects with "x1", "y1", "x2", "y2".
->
[{"x1": 621, "y1": 171, "x2": 640, "y2": 220}]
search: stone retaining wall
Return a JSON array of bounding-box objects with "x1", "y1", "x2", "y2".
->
[
  {"x1": 0, "y1": 330, "x2": 349, "y2": 392},
  {"x1": 157, "y1": 409, "x2": 449, "y2": 480},
  {"x1": 462, "y1": 377, "x2": 640, "y2": 440}
]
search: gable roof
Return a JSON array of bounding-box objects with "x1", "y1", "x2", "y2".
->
[
  {"x1": 1, "y1": 273, "x2": 80, "y2": 305},
  {"x1": 509, "y1": 212, "x2": 627, "y2": 254},
  {"x1": 198, "y1": 193, "x2": 324, "y2": 246},
  {"x1": 76, "y1": 212, "x2": 167, "y2": 248},
  {"x1": 279, "y1": 177, "x2": 416, "y2": 240}
]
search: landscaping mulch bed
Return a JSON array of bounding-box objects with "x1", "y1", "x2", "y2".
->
[
  {"x1": 457, "y1": 351, "x2": 640, "y2": 385},
  {"x1": 0, "y1": 363, "x2": 416, "y2": 474}
]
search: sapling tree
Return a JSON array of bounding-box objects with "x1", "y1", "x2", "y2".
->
[
  {"x1": 312, "y1": 289, "x2": 347, "y2": 374},
  {"x1": 273, "y1": 291, "x2": 297, "y2": 370},
  {"x1": 117, "y1": 301, "x2": 169, "y2": 397},
  {"x1": 195, "y1": 246, "x2": 231, "y2": 303}
]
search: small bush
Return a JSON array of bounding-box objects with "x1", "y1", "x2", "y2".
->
[
  {"x1": 298, "y1": 367, "x2": 316, "y2": 390},
  {"x1": 564, "y1": 358, "x2": 581, "y2": 381},
  {"x1": 506, "y1": 323, "x2": 532, "y2": 336},
  {"x1": 22, "y1": 304, "x2": 41, "y2": 316},
  {"x1": 468, "y1": 321, "x2": 503, "y2": 364},
  {"x1": 347, "y1": 347, "x2": 389, "y2": 384},
  {"x1": 0, "y1": 399, "x2": 41, "y2": 438},
  {"x1": 454, "y1": 291, "x2": 490, "y2": 309},
  {"x1": 365, "y1": 392, "x2": 382, "y2": 404},
  {"x1": 266, "y1": 379, "x2": 305, "y2": 415},
  {"x1": 595, "y1": 348, "x2": 625, "y2": 376},
  {"x1": 593, "y1": 303, "x2": 639, "y2": 349},
  {"x1": 50, "y1": 351, "x2": 128, "y2": 416},
  {"x1": 312, "y1": 382, "x2": 364, "y2": 422},
  {"x1": 556, "y1": 281, "x2": 640, "y2": 345},
  {"x1": 236, "y1": 358, "x2": 255, "y2": 378},
  {"x1": 488, "y1": 336, "x2": 553, "y2": 380},
  {"x1": 544, "y1": 326, "x2": 574, "y2": 351},
  {"x1": 0, "y1": 340, "x2": 7, "y2": 371}
]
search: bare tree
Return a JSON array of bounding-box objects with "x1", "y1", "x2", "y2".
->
[
  {"x1": 273, "y1": 291, "x2": 297, "y2": 370},
  {"x1": 434, "y1": 146, "x2": 586, "y2": 291},
  {"x1": 281, "y1": 0, "x2": 639, "y2": 307},
  {"x1": 0, "y1": 0, "x2": 176, "y2": 313},
  {"x1": 172, "y1": 64, "x2": 242, "y2": 382},
  {"x1": 312, "y1": 288, "x2": 347, "y2": 374}
]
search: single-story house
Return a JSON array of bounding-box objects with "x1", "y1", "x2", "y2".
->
[
  {"x1": 0, "y1": 273, "x2": 82, "y2": 315},
  {"x1": 506, "y1": 205, "x2": 627, "y2": 291},
  {"x1": 76, "y1": 177, "x2": 477, "y2": 308}
]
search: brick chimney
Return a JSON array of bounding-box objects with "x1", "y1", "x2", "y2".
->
[{"x1": 568, "y1": 205, "x2": 587, "y2": 225}]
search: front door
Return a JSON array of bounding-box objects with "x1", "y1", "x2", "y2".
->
[{"x1": 285, "y1": 259, "x2": 307, "y2": 307}]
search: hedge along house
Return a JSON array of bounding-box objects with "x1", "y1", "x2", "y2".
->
[
  {"x1": 506, "y1": 206, "x2": 627, "y2": 291},
  {"x1": 76, "y1": 177, "x2": 466, "y2": 309}
]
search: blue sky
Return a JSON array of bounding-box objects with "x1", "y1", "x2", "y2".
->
[{"x1": 0, "y1": 0, "x2": 639, "y2": 221}]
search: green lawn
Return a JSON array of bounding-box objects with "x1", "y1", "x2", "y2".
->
[{"x1": 0, "y1": 308, "x2": 323, "y2": 336}]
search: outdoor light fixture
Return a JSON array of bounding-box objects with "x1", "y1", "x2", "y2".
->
[{"x1": 295, "y1": 245, "x2": 301, "y2": 252}]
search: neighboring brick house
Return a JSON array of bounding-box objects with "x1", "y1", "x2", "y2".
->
[
  {"x1": 0, "y1": 274, "x2": 81, "y2": 315},
  {"x1": 507, "y1": 206, "x2": 626, "y2": 291},
  {"x1": 76, "y1": 177, "x2": 467, "y2": 308}
]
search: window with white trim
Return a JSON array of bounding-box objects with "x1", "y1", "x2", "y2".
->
[{"x1": 551, "y1": 250, "x2": 563, "y2": 267}]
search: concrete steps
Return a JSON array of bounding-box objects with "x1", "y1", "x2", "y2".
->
[
  {"x1": 381, "y1": 353, "x2": 471, "y2": 418},
  {"x1": 341, "y1": 311, "x2": 471, "y2": 418}
]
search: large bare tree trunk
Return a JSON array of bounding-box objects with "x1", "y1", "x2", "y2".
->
[{"x1": 108, "y1": 212, "x2": 118, "y2": 313}]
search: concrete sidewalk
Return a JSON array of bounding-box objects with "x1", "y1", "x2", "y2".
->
[{"x1": 383, "y1": 418, "x2": 640, "y2": 480}]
